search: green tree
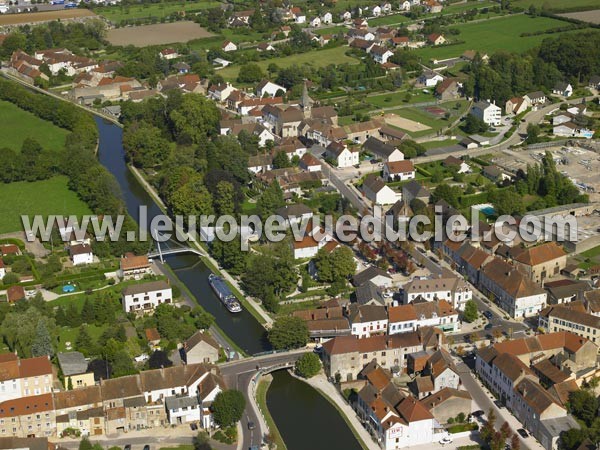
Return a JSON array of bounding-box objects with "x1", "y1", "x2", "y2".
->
[
  {"x1": 237, "y1": 63, "x2": 265, "y2": 83},
  {"x1": 31, "y1": 320, "x2": 54, "y2": 357},
  {"x1": 211, "y1": 390, "x2": 246, "y2": 427},
  {"x1": 268, "y1": 316, "x2": 309, "y2": 350},
  {"x1": 463, "y1": 300, "x2": 478, "y2": 323},
  {"x1": 295, "y1": 353, "x2": 321, "y2": 378}
]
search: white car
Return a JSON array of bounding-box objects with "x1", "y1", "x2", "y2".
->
[{"x1": 439, "y1": 436, "x2": 453, "y2": 446}]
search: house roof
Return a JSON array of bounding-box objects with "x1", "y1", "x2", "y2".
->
[
  {"x1": 120, "y1": 254, "x2": 150, "y2": 271},
  {"x1": 347, "y1": 304, "x2": 388, "y2": 324},
  {"x1": 513, "y1": 242, "x2": 566, "y2": 266},
  {"x1": 122, "y1": 280, "x2": 170, "y2": 296},
  {"x1": 54, "y1": 385, "x2": 102, "y2": 410},
  {"x1": 353, "y1": 266, "x2": 392, "y2": 287},
  {"x1": 184, "y1": 331, "x2": 219, "y2": 352},
  {"x1": 57, "y1": 352, "x2": 88, "y2": 376},
  {"x1": 0, "y1": 394, "x2": 53, "y2": 418},
  {"x1": 385, "y1": 160, "x2": 414, "y2": 174}
]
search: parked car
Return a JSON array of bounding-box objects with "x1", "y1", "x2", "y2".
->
[
  {"x1": 517, "y1": 428, "x2": 529, "y2": 438},
  {"x1": 440, "y1": 436, "x2": 453, "y2": 446}
]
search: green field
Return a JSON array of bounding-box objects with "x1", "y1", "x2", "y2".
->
[
  {"x1": 368, "y1": 13, "x2": 409, "y2": 26},
  {"x1": 0, "y1": 100, "x2": 69, "y2": 153},
  {"x1": 415, "y1": 15, "x2": 585, "y2": 61},
  {"x1": 218, "y1": 46, "x2": 359, "y2": 81},
  {"x1": 95, "y1": 0, "x2": 221, "y2": 22},
  {"x1": 0, "y1": 176, "x2": 92, "y2": 234}
]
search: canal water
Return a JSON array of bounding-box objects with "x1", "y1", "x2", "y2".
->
[
  {"x1": 267, "y1": 371, "x2": 364, "y2": 450},
  {"x1": 94, "y1": 117, "x2": 269, "y2": 355},
  {"x1": 94, "y1": 117, "x2": 362, "y2": 449}
]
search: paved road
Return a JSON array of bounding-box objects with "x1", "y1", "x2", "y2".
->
[{"x1": 219, "y1": 350, "x2": 308, "y2": 450}]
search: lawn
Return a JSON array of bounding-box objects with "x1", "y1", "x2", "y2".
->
[
  {"x1": 366, "y1": 90, "x2": 436, "y2": 109},
  {"x1": 368, "y1": 13, "x2": 409, "y2": 26},
  {"x1": 415, "y1": 15, "x2": 585, "y2": 61},
  {"x1": 217, "y1": 46, "x2": 359, "y2": 81},
  {"x1": 95, "y1": 0, "x2": 220, "y2": 23},
  {"x1": 0, "y1": 100, "x2": 69, "y2": 153},
  {"x1": 0, "y1": 176, "x2": 92, "y2": 234}
]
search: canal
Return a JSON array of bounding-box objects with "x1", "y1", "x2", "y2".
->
[
  {"x1": 267, "y1": 371, "x2": 364, "y2": 450},
  {"x1": 94, "y1": 116, "x2": 362, "y2": 450}
]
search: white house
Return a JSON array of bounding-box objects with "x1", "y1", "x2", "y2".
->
[
  {"x1": 362, "y1": 174, "x2": 398, "y2": 205},
  {"x1": 122, "y1": 280, "x2": 173, "y2": 313},
  {"x1": 419, "y1": 71, "x2": 444, "y2": 87},
  {"x1": 321, "y1": 12, "x2": 333, "y2": 24},
  {"x1": 403, "y1": 276, "x2": 472, "y2": 311},
  {"x1": 159, "y1": 48, "x2": 179, "y2": 60},
  {"x1": 221, "y1": 41, "x2": 237, "y2": 52},
  {"x1": 470, "y1": 101, "x2": 501, "y2": 126},
  {"x1": 383, "y1": 160, "x2": 415, "y2": 182},
  {"x1": 388, "y1": 300, "x2": 460, "y2": 334},
  {"x1": 369, "y1": 45, "x2": 394, "y2": 64},
  {"x1": 70, "y1": 244, "x2": 93, "y2": 266},
  {"x1": 256, "y1": 79, "x2": 286, "y2": 98},
  {"x1": 552, "y1": 82, "x2": 573, "y2": 97},
  {"x1": 348, "y1": 304, "x2": 388, "y2": 338},
  {"x1": 326, "y1": 141, "x2": 359, "y2": 168}
]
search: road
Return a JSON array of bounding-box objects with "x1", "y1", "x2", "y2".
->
[{"x1": 219, "y1": 350, "x2": 308, "y2": 450}]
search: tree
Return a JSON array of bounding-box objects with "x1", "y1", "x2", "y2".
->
[
  {"x1": 211, "y1": 390, "x2": 246, "y2": 427},
  {"x1": 79, "y1": 438, "x2": 93, "y2": 450},
  {"x1": 268, "y1": 316, "x2": 309, "y2": 350},
  {"x1": 193, "y1": 431, "x2": 212, "y2": 450},
  {"x1": 295, "y1": 353, "x2": 321, "y2": 378},
  {"x1": 237, "y1": 63, "x2": 265, "y2": 83},
  {"x1": 463, "y1": 300, "x2": 478, "y2": 323},
  {"x1": 510, "y1": 433, "x2": 520, "y2": 450},
  {"x1": 463, "y1": 114, "x2": 489, "y2": 134},
  {"x1": 148, "y1": 350, "x2": 173, "y2": 369},
  {"x1": 31, "y1": 320, "x2": 54, "y2": 357}
]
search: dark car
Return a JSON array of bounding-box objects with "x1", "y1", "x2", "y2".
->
[
  {"x1": 483, "y1": 310, "x2": 493, "y2": 320},
  {"x1": 248, "y1": 421, "x2": 256, "y2": 430},
  {"x1": 517, "y1": 428, "x2": 529, "y2": 438}
]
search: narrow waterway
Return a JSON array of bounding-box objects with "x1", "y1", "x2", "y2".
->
[
  {"x1": 267, "y1": 371, "x2": 364, "y2": 450},
  {"x1": 94, "y1": 116, "x2": 361, "y2": 450},
  {"x1": 94, "y1": 117, "x2": 270, "y2": 355}
]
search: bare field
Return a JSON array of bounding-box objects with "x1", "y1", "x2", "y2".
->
[
  {"x1": 106, "y1": 21, "x2": 214, "y2": 46},
  {"x1": 0, "y1": 9, "x2": 97, "y2": 26},
  {"x1": 559, "y1": 10, "x2": 600, "y2": 24},
  {"x1": 383, "y1": 113, "x2": 431, "y2": 132}
]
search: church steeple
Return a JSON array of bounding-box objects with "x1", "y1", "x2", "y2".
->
[{"x1": 300, "y1": 80, "x2": 314, "y2": 119}]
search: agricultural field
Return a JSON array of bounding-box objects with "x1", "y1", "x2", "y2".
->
[
  {"x1": 511, "y1": 0, "x2": 600, "y2": 11},
  {"x1": 0, "y1": 176, "x2": 92, "y2": 234},
  {"x1": 217, "y1": 46, "x2": 359, "y2": 81},
  {"x1": 415, "y1": 15, "x2": 585, "y2": 61},
  {"x1": 106, "y1": 21, "x2": 214, "y2": 46},
  {"x1": 95, "y1": 0, "x2": 220, "y2": 23},
  {"x1": 0, "y1": 100, "x2": 69, "y2": 153},
  {"x1": 559, "y1": 10, "x2": 600, "y2": 24},
  {"x1": 0, "y1": 8, "x2": 97, "y2": 26}
]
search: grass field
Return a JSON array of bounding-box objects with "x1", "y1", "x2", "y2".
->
[
  {"x1": 0, "y1": 100, "x2": 69, "y2": 153},
  {"x1": 415, "y1": 15, "x2": 585, "y2": 61},
  {"x1": 217, "y1": 46, "x2": 359, "y2": 81},
  {"x1": 0, "y1": 176, "x2": 92, "y2": 234},
  {"x1": 95, "y1": 0, "x2": 220, "y2": 23}
]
